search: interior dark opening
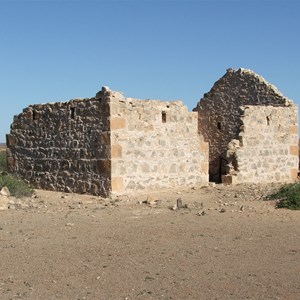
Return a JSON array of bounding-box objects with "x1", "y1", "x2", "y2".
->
[{"x1": 162, "y1": 111, "x2": 166, "y2": 123}]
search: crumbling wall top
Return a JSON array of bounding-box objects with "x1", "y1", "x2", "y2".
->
[
  {"x1": 95, "y1": 86, "x2": 125, "y2": 100},
  {"x1": 197, "y1": 68, "x2": 294, "y2": 108}
]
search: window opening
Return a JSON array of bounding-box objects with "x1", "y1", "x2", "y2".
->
[
  {"x1": 70, "y1": 107, "x2": 76, "y2": 119},
  {"x1": 217, "y1": 122, "x2": 222, "y2": 130},
  {"x1": 266, "y1": 116, "x2": 270, "y2": 126},
  {"x1": 33, "y1": 110, "x2": 37, "y2": 120},
  {"x1": 162, "y1": 111, "x2": 167, "y2": 123}
]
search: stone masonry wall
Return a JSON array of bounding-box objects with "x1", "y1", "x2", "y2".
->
[
  {"x1": 106, "y1": 90, "x2": 209, "y2": 195},
  {"x1": 223, "y1": 105, "x2": 299, "y2": 184},
  {"x1": 7, "y1": 86, "x2": 209, "y2": 197},
  {"x1": 7, "y1": 97, "x2": 111, "y2": 197},
  {"x1": 193, "y1": 68, "x2": 294, "y2": 182}
]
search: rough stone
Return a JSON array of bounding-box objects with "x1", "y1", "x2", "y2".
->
[
  {"x1": 0, "y1": 187, "x2": 11, "y2": 197},
  {"x1": 0, "y1": 195, "x2": 9, "y2": 210}
]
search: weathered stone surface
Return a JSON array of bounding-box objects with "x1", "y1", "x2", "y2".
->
[
  {"x1": 109, "y1": 95, "x2": 209, "y2": 195},
  {"x1": 194, "y1": 68, "x2": 298, "y2": 184},
  {"x1": 7, "y1": 97, "x2": 111, "y2": 197},
  {"x1": 6, "y1": 86, "x2": 209, "y2": 197},
  {"x1": 7, "y1": 68, "x2": 298, "y2": 197},
  {"x1": 224, "y1": 105, "x2": 298, "y2": 184}
]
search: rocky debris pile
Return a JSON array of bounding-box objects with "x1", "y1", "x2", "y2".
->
[
  {"x1": 137, "y1": 195, "x2": 162, "y2": 207},
  {"x1": 0, "y1": 182, "x2": 281, "y2": 214},
  {"x1": 0, "y1": 187, "x2": 46, "y2": 210},
  {"x1": 0, "y1": 188, "x2": 118, "y2": 212}
]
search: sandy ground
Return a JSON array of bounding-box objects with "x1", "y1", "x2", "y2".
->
[{"x1": 0, "y1": 183, "x2": 299, "y2": 300}]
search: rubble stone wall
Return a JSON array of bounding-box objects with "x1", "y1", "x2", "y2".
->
[
  {"x1": 193, "y1": 68, "x2": 294, "y2": 182},
  {"x1": 7, "y1": 86, "x2": 209, "y2": 197},
  {"x1": 7, "y1": 98, "x2": 111, "y2": 197},
  {"x1": 108, "y1": 92, "x2": 209, "y2": 195},
  {"x1": 223, "y1": 105, "x2": 299, "y2": 184}
]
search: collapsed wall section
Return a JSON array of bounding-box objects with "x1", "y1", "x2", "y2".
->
[
  {"x1": 107, "y1": 91, "x2": 209, "y2": 195},
  {"x1": 193, "y1": 68, "x2": 294, "y2": 182},
  {"x1": 6, "y1": 98, "x2": 111, "y2": 196},
  {"x1": 223, "y1": 105, "x2": 299, "y2": 184}
]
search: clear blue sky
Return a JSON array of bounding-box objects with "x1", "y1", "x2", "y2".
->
[{"x1": 1, "y1": 0, "x2": 299, "y2": 142}]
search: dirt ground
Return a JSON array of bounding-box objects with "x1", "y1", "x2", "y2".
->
[{"x1": 0, "y1": 183, "x2": 299, "y2": 300}]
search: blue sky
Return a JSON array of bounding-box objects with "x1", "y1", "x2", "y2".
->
[{"x1": 0, "y1": 0, "x2": 299, "y2": 142}]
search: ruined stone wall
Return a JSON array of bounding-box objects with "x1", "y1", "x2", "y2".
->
[
  {"x1": 7, "y1": 98, "x2": 111, "y2": 196},
  {"x1": 193, "y1": 68, "x2": 294, "y2": 182},
  {"x1": 7, "y1": 86, "x2": 209, "y2": 197},
  {"x1": 223, "y1": 105, "x2": 299, "y2": 184},
  {"x1": 108, "y1": 92, "x2": 209, "y2": 195}
]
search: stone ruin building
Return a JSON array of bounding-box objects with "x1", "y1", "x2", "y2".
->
[
  {"x1": 6, "y1": 68, "x2": 299, "y2": 197},
  {"x1": 193, "y1": 68, "x2": 299, "y2": 184},
  {"x1": 6, "y1": 87, "x2": 209, "y2": 197}
]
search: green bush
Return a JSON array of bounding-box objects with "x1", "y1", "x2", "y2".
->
[
  {"x1": 0, "y1": 150, "x2": 33, "y2": 197},
  {"x1": 0, "y1": 150, "x2": 7, "y2": 172},
  {"x1": 0, "y1": 174, "x2": 33, "y2": 198},
  {"x1": 268, "y1": 183, "x2": 300, "y2": 210}
]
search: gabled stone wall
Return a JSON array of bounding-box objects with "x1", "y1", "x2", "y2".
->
[
  {"x1": 193, "y1": 68, "x2": 294, "y2": 182},
  {"x1": 223, "y1": 105, "x2": 299, "y2": 184},
  {"x1": 7, "y1": 98, "x2": 111, "y2": 196}
]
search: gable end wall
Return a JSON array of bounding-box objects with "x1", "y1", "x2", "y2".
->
[{"x1": 193, "y1": 68, "x2": 294, "y2": 182}]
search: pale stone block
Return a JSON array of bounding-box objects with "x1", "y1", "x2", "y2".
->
[
  {"x1": 290, "y1": 145, "x2": 299, "y2": 156},
  {"x1": 200, "y1": 140, "x2": 209, "y2": 153},
  {"x1": 111, "y1": 177, "x2": 124, "y2": 192},
  {"x1": 289, "y1": 125, "x2": 298, "y2": 135},
  {"x1": 111, "y1": 144, "x2": 122, "y2": 158},
  {"x1": 290, "y1": 168, "x2": 298, "y2": 180},
  {"x1": 111, "y1": 117, "x2": 126, "y2": 130},
  {"x1": 201, "y1": 162, "x2": 209, "y2": 173},
  {"x1": 145, "y1": 124, "x2": 154, "y2": 132}
]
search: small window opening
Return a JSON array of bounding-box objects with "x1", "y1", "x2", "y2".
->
[
  {"x1": 70, "y1": 107, "x2": 76, "y2": 119},
  {"x1": 217, "y1": 122, "x2": 222, "y2": 130},
  {"x1": 266, "y1": 116, "x2": 270, "y2": 126},
  {"x1": 33, "y1": 110, "x2": 37, "y2": 120},
  {"x1": 162, "y1": 111, "x2": 167, "y2": 123}
]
